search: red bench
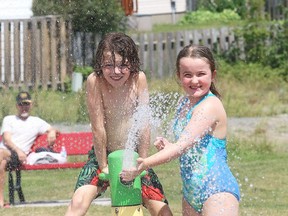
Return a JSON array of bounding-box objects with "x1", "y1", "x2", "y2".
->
[{"x1": 1, "y1": 132, "x2": 93, "y2": 205}]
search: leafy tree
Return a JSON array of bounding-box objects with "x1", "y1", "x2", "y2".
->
[
  {"x1": 197, "y1": 0, "x2": 248, "y2": 19},
  {"x1": 32, "y1": 0, "x2": 126, "y2": 33}
]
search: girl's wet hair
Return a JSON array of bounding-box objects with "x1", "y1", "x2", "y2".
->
[
  {"x1": 94, "y1": 32, "x2": 141, "y2": 76},
  {"x1": 176, "y1": 45, "x2": 221, "y2": 98}
]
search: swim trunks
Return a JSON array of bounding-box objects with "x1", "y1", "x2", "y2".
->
[
  {"x1": 75, "y1": 146, "x2": 168, "y2": 204},
  {"x1": 173, "y1": 92, "x2": 240, "y2": 212}
]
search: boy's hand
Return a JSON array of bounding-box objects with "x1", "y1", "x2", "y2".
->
[{"x1": 101, "y1": 166, "x2": 109, "y2": 174}]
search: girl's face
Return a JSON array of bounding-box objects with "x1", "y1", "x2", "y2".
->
[
  {"x1": 178, "y1": 57, "x2": 215, "y2": 99},
  {"x1": 101, "y1": 51, "x2": 130, "y2": 88}
]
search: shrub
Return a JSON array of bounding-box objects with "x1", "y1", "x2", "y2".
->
[
  {"x1": 178, "y1": 9, "x2": 241, "y2": 25},
  {"x1": 32, "y1": 0, "x2": 126, "y2": 34}
]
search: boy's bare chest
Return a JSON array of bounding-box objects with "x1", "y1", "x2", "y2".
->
[{"x1": 103, "y1": 91, "x2": 137, "y2": 119}]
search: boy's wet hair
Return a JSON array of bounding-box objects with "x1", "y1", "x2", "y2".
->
[{"x1": 94, "y1": 32, "x2": 141, "y2": 76}]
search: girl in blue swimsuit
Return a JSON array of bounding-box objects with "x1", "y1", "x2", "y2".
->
[{"x1": 121, "y1": 45, "x2": 240, "y2": 215}]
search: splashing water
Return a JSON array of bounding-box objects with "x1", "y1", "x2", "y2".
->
[
  {"x1": 122, "y1": 92, "x2": 180, "y2": 170},
  {"x1": 122, "y1": 104, "x2": 151, "y2": 169}
]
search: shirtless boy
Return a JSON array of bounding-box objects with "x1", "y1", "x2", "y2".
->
[{"x1": 65, "y1": 32, "x2": 173, "y2": 216}]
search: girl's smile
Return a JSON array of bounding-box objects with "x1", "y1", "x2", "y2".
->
[{"x1": 178, "y1": 57, "x2": 215, "y2": 100}]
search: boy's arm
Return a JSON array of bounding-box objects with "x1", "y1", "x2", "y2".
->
[
  {"x1": 86, "y1": 73, "x2": 108, "y2": 170},
  {"x1": 136, "y1": 72, "x2": 150, "y2": 159}
]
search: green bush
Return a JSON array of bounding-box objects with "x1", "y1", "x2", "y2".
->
[
  {"x1": 178, "y1": 9, "x2": 241, "y2": 25},
  {"x1": 32, "y1": 0, "x2": 126, "y2": 33},
  {"x1": 197, "y1": 0, "x2": 248, "y2": 19},
  {"x1": 73, "y1": 66, "x2": 94, "y2": 81},
  {"x1": 220, "y1": 17, "x2": 288, "y2": 81}
]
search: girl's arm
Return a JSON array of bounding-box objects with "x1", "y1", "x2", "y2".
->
[
  {"x1": 143, "y1": 97, "x2": 224, "y2": 169},
  {"x1": 121, "y1": 97, "x2": 225, "y2": 181}
]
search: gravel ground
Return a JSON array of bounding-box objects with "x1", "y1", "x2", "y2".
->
[{"x1": 228, "y1": 114, "x2": 287, "y2": 143}]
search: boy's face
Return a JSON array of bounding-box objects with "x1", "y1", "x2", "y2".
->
[{"x1": 101, "y1": 51, "x2": 130, "y2": 88}]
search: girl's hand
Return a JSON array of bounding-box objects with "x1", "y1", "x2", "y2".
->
[
  {"x1": 154, "y1": 137, "x2": 172, "y2": 151},
  {"x1": 120, "y1": 157, "x2": 148, "y2": 182},
  {"x1": 120, "y1": 166, "x2": 139, "y2": 182},
  {"x1": 154, "y1": 137, "x2": 165, "y2": 151}
]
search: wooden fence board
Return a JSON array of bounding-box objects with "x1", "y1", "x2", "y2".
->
[
  {"x1": 4, "y1": 21, "x2": 11, "y2": 88},
  {"x1": 60, "y1": 18, "x2": 67, "y2": 90},
  {"x1": 50, "y1": 17, "x2": 58, "y2": 90},
  {"x1": 13, "y1": 21, "x2": 21, "y2": 89},
  {"x1": 32, "y1": 19, "x2": 41, "y2": 89},
  {"x1": 148, "y1": 33, "x2": 155, "y2": 77},
  {"x1": 156, "y1": 32, "x2": 163, "y2": 78},
  {"x1": 41, "y1": 19, "x2": 50, "y2": 90}
]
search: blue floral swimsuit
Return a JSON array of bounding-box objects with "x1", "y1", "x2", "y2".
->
[{"x1": 173, "y1": 93, "x2": 240, "y2": 212}]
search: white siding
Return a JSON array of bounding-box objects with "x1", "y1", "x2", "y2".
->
[
  {"x1": 136, "y1": 0, "x2": 186, "y2": 15},
  {"x1": 0, "y1": 0, "x2": 33, "y2": 19}
]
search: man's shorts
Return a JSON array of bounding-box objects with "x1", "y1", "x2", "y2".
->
[{"x1": 75, "y1": 147, "x2": 169, "y2": 204}]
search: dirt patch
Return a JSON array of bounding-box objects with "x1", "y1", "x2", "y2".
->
[{"x1": 228, "y1": 114, "x2": 288, "y2": 151}]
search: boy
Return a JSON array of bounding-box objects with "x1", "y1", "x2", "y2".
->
[{"x1": 65, "y1": 32, "x2": 173, "y2": 216}]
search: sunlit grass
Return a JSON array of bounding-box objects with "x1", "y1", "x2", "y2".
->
[{"x1": 2, "y1": 140, "x2": 287, "y2": 216}]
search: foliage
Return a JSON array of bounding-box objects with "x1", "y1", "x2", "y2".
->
[
  {"x1": 32, "y1": 0, "x2": 126, "y2": 33},
  {"x1": 73, "y1": 65, "x2": 94, "y2": 81},
  {"x1": 246, "y1": 0, "x2": 266, "y2": 20},
  {"x1": 197, "y1": 0, "x2": 248, "y2": 19},
  {"x1": 196, "y1": 0, "x2": 267, "y2": 20},
  {"x1": 222, "y1": 19, "x2": 288, "y2": 81},
  {"x1": 178, "y1": 9, "x2": 241, "y2": 25}
]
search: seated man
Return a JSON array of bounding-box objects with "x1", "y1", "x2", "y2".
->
[{"x1": 0, "y1": 91, "x2": 57, "y2": 208}]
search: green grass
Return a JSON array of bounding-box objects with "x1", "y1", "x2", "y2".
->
[{"x1": 1, "y1": 146, "x2": 287, "y2": 216}]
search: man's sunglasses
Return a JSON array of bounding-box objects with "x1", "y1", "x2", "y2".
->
[{"x1": 18, "y1": 102, "x2": 31, "y2": 106}]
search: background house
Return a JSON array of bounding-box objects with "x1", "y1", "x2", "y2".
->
[
  {"x1": 0, "y1": 0, "x2": 33, "y2": 19},
  {"x1": 123, "y1": 0, "x2": 190, "y2": 31},
  {"x1": 0, "y1": 0, "x2": 190, "y2": 30}
]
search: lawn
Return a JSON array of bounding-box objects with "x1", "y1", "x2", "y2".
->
[{"x1": 1, "y1": 145, "x2": 287, "y2": 216}]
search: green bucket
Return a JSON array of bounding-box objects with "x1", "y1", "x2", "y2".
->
[{"x1": 99, "y1": 150, "x2": 145, "y2": 207}]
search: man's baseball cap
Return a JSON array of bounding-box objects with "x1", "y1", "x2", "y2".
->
[{"x1": 16, "y1": 91, "x2": 32, "y2": 104}]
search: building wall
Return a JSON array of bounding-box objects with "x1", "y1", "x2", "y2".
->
[
  {"x1": 130, "y1": 0, "x2": 187, "y2": 31},
  {"x1": 136, "y1": 0, "x2": 186, "y2": 15},
  {"x1": 0, "y1": 0, "x2": 33, "y2": 19}
]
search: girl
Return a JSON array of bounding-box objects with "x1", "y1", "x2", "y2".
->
[{"x1": 122, "y1": 45, "x2": 240, "y2": 216}]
